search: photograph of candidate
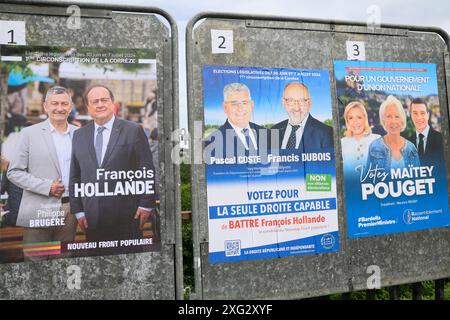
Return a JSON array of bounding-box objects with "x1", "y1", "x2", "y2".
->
[
  {"x1": 341, "y1": 101, "x2": 380, "y2": 170},
  {"x1": 69, "y1": 84, "x2": 156, "y2": 251},
  {"x1": 407, "y1": 97, "x2": 444, "y2": 166},
  {"x1": 7, "y1": 86, "x2": 78, "y2": 260},
  {"x1": 204, "y1": 82, "x2": 269, "y2": 158},
  {"x1": 272, "y1": 82, "x2": 333, "y2": 150},
  {"x1": 367, "y1": 95, "x2": 420, "y2": 172}
]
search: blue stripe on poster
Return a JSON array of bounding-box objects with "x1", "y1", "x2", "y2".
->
[
  {"x1": 209, "y1": 231, "x2": 339, "y2": 263},
  {"x1": 209, "y1": 198, "x2": 336, "y2": 219}
]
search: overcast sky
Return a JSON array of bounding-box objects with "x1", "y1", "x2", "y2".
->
[{"x1": 69, "y1": 0, "x2": 450, "y2": 128}]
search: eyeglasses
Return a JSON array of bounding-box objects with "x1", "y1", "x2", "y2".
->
[
  {"x1": 225, "y1": 100, "x2": 250, "y2": 107},
  {"x1": 283, "y1": 97, "x2": 309, "y2": 106}
]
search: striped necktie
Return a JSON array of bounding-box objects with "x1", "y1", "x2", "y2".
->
[{"x1": 286, "y1": 125, "x2": 300, "y2": 149}]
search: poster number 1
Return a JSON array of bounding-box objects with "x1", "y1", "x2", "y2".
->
[
  {"x1": 346, "y1": 41, "x2": 365, "y2": 61},
  {"x1": 211, "y1": 30, "x2": 233, "y2": 54},
  {"x1": 0, "y1": 21, "x2": 26, "y2": 45},
  {"x1": 7, "y1": 30, "x2": 16, "y2": 44}
]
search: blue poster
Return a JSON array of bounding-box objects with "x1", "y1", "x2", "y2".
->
[
  {"x1": 203, "y1": 65, "x2": 339, "y2": 263},
  {"x1": 334, "y1": 60, "x2": 450, "y2": 238}
]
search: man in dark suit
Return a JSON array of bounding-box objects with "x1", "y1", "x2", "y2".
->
[
  {"x1": 408, "y1": 97, "x2": 444, "y2": 166},
  {"x1": 272, "y1": 82, "x2": 333, "y2": 151},
  {"x1": 69, "y1": 84, "x2": 156, "y2": 249},
  {"x1": 204, "y1": 83, "x2": 269, "y2": 160}
]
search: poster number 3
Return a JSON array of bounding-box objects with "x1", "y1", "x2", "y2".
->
[
  {"x1": 0, "y1": 21, "x2": 26, "y2": 45},
  {"x1": 211, "y1": 30, "x2": 233, "y2": 54},
  {"x1": 346, "y1": 41, "x2": 365, "y2": 61},
  {"x1": 352, "y1": 44, "x2": 360, "y2": 56}
]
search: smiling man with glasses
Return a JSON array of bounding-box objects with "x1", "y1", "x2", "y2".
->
[
  {"x1": 205, "y1": 82, "x2": 269, "y2": 159},
  {"x1": 272, "y1": 82, "x2": 333, "y2": 151}
]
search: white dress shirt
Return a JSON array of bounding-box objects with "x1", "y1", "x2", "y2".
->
[
  {"x1": 94, "y1": 115, "x2": 115, "y2": 165},
  {"x1": 228, "y1": 120, "x2": 258, "y2": 150},
  {"x1": 48, "y1": 122, "x2": 72, "y2": 197},
  {"x1": 415, "y1": 125, "x2": 430, "y2": 152}
]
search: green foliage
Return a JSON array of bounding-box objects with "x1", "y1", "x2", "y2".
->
[
  {"x1": 324, "y1": 119, "x2": 333, "y2": 127},
  {"x1": 445, "y1": 281, "x2": 450, "y2": 300},
  {"x1": 182, "y1": 219, "x2": 194, "y2": 299},
  {"x1": 180, "y1": 162, "x2": 191, "y2": 212},
  {"x1": 329, "y1": 281, "x2": 450, "y2": 300},
  {"x1": 181, "y1": 184, "x2": 191, "y2": 212},
  {"x1": 6, "y1": 64, "x2": 34, "y2": 78},
  {"x1": 180, "y1": 162, "x2": 191, "y2": 185},
  {"x1": 180, "y1": 161, "x2": 194, "y2": 298},
  {"x1": 204, "y1": 125, "x2": 219, "y2": 138}
]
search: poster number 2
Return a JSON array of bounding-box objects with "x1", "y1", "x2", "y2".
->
[
  {"x1": 211, "y1": 30, "x2": 233, "y2": 54},
  {"x1": 218, "y1": 36, "x2": 226, "y2": 49},
  {"x1": 346, "y1": 41, "x2": 365, "y2": 61}
]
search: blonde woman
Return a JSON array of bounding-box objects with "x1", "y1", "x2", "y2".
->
[
  {"x1": 367, "y1": 95, "x2": 420, "y2": 171},
  {"x1": 341, "y1": 101, "x2": 380, "y2": 171}
]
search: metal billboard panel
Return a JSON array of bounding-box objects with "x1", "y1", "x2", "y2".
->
[
  {"x1": 186, "y1": 13, "x2": 450, "y2": 299},
  {"x1": 0, "y1": 1, "x2": 181, "y2": 299}
]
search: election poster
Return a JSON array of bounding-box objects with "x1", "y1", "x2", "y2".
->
[
  {"x1": 334, "y1": 60, "x2": 450, "y2": 238},
  {"x1": 203, "y1": 65, "x2": 339, "y2": 263},
  {"x1": 0, "y1": 45, "x2": 161, "y2": 263}
]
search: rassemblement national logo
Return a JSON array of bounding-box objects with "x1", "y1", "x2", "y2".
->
[
  {"x1": 320, "y1": 233, "x2": 336, "y2": 250},
  {"x1": 403, "y1": 209, "x2": 413, "y2": 225}
]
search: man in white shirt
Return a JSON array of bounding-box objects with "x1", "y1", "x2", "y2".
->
[{"x1": 7, "y1": 86, "x2": 78, "y2": 259}]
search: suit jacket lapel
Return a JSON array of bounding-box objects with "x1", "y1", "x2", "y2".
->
[
  {"x1": 101, "y1": 118, "x2": 122, "y2": 167},
  {"x1": 424, "y1": 129, "x2": 433, "y2": 153},
  {"x1": 298, "y1": 117, "x2": 312, "y2": 151},
  {"x1": 42, "y1": 121, "x2": 61, "y2": 176},
  {"x1": 280, "y1": 120, "x2": 288, "y2": 146}
]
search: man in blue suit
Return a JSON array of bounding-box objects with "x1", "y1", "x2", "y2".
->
[
  {"x1": 272, "y1": 82, "x2": 333, "y2": 151},
  {"x1": 204, "y1": 83, "x2": 269, "y2": 160}
]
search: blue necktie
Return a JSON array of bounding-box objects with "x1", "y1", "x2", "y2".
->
[
  {"x1": 95, "y1": 126, "x2": 106, "y2": 166},
  {"x1": 242, "y1": 128, "x2": 251, "y2": 150}
]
